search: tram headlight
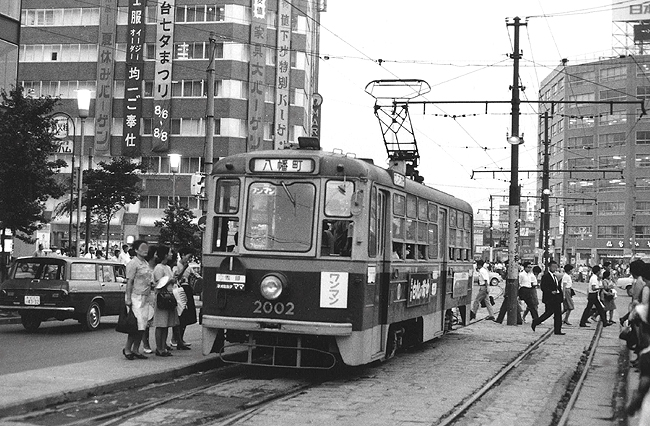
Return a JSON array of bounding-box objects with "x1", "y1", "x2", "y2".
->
[{"x1": 260, "y1": 274, "x2": 285, "y2": 300}]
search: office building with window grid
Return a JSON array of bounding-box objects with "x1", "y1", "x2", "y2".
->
[
  {"x1": 539, "y1": 56, "x2": 650, "y2": 265},
  {"x1": 18, "y1": 0, "x2": 324, "y2": 250}
]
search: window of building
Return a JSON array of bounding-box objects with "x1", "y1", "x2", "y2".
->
[
  {"x1": 599, "y1": 65, "x2": 627, "y2": 82},
  {"x1": 636, "y1": 226, "x2": 650, "y2": 238},
  {"x1": 598, "y1": 155, "x2": 626, "y2": 168},
  {"x1": 638, "y1": 63, "x2": 650, "y2": 77},
  {"x1": 637, "y1": 177, "x2": 650, "y2": 190},
  {"x1": 637, "y1": 154, "x2": 650, "y2": 168},
  {"x1": 175, "y1": 5, "x2": 225, "y2": 22},
  {"x1": 567, "y1": 180, "x2": 595, "y2": 194},
  {"x1": 567, "y1": 158, "x2": 595, "y2": 168},
  {"x1": 567, "y1": 204, "x2": 593, "y2": 216},
  {"x1": 567, "y1": 226, "x2": 592, "y2": 237},
  {"x1": 597, "y1": 225, "x2": 624, "y2": 238},
  {"x1": 638, "y1": 86, "x2": 650, "y2": 101},
  {"x1": 599, "y1": 132, "x2": 626, "y2": 147},
  {"x1": 568, "y1": 116, "x2": 594, "y2": 129},
  {"x1": 568, "y1": 70, "x2": 595, "y2": 86},
  {"x1": 599, "y1": 89, "x2": 626, "y2": 102},
  {"x1": 598, "y1": 202, "x2": 625, "y2": 215},
  {"x1": 637, "y1": 201, "x2": 650, "y2": 213},
  {"x1": 638, "y1": 131, "x2": 650, "y2": 145},
  {"x1": 599, "y1": 110, "x2": 627, "y2": 126},
  {"x1": 599, "y1": 178, "x2": 625, "y2": 192},
  {"x1": 566, "y1": 135, "x2": 594, "y2": 149},
  {"x1": 22, "y1": 8, "x2": 100, "y2": 26}
]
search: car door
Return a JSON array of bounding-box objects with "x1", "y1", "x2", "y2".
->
[{"x1": 99, "y1": 263, "x2": 124, "y2": 316}]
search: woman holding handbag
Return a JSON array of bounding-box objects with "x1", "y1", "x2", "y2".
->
[
  {"x1": 601, "y1": 269, "x2": 617, "y2": 325},
  {"x1": 152, "y1": 245, "x2": 180, "y2": 357},
  {"x1": 172, "y1": 247, "x2": 200, "y2": 349},
  {"x1": 123, "y1": 240, "x2": 153, "y2": 360}
]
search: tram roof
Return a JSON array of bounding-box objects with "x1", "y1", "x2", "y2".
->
[{"x1": 213, "y1": 149, "x2": 473, "y2": 214}]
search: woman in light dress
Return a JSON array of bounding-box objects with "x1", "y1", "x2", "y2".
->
[
  {"x1": 562, "y1": 264, "x2": 575, "y2": 325},
  {"x1": 123, "y1": 240, "x2": 153, "y2": 360},
  {"x1": 152, "y1": 245, "x2": 180, "y2": 357}
]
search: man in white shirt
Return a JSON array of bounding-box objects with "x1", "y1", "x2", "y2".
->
[
  {"x1": 470, "y1": 260, "x2": 495, "y2": 321},
  {"x1": 517, "y1": 262, "x2": 539, "y2": 323},
  {"x1": 579, "y1": 265, "x2": 609, "y2": 327},
  {"x1": 84, "y1": 247, "x2": 96, "y2": 259},
  {"x1": 118, "y1": 244, "x2": 131, "y2": 265}
]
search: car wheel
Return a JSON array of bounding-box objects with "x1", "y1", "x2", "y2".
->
[
  {"x1": 490, "y1": 278, "x2": 500, "y2": 286},
  {"x1": 82, "y1": 301, "x2": 101, "y2": 331},
  {"x1": 21, "y1": 313, "x2": 41, "y2": 332}
]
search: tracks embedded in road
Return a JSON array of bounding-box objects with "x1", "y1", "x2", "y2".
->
[{"x1": 434, "y1": 322, "x2": 605, "y2": 426}]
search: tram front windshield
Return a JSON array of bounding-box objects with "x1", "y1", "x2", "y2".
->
[{"x1": 244, "y1": 181, "x2": 315, "y2": 252}]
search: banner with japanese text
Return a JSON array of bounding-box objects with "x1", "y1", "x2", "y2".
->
[
  {"x1": 247, "y1": 0, "x2": 268, "y2": 151},
  {"x1": 273, "y1": 0, "x2": 291, "y2": 149},
  {"x1": 122, "y1": 0, "x2": 146, "y2": 157},
  {"x1": 94, "y1": 0, "x2": 116, "y2": 155},
  {"x1": 153, "y1": 0, "x2": 175, "y2": 152}
]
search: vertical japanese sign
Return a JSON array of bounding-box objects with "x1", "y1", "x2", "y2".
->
[
  {"x1": 153, "y1": 0, "x2": 175, "y2": 152},
  {"x1": 273, "y1": 0, "x2": 292, "y2": 149},
  {"x1": 247, "y1": 0, "x2": 267, "y2": 151},
  {"x1": 122, "y1": 0, "x2": 146, "y2": 157},
  {"x1": 319, "y1": 272, "x2": 348, "y2": 309},
  {"x1": 94, "y1": 0, "x2": 116, "y2": 155},
  {"x1": 311, "y1": 93, "x2": 322, "y2": 138}
]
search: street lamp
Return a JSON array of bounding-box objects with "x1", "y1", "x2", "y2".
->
[
  {"x1": 75, "y1": 89, "x2": 91, "y2": 257},
  {"x1": 169, "y1": 153, "x2": 181, "y2": 201},
  {"x1": 168, "y1": 154, "x2": 181, "y2": 250}
]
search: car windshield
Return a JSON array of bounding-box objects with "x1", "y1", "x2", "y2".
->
[
  {"x1": 244, "y1": 181, "x2": 316, "y2": 252},
  {"x1": 13, "y1": 260, "x2": 65, "y2": 280}
]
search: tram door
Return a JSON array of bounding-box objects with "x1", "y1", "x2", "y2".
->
[
  {"x1": 369, "y1": 188, "x2": 389, "y2": 357},
  {"x1": 439, "y1": 208, "x2": 449, "y2": 326}
]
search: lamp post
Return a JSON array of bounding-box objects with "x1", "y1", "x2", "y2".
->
[
  {"x1": 168, "y1": 153, "x2": 181, "y2": 249},
  {"x1": 75, "y1": 89, "x2": 91, "y2": 257}
]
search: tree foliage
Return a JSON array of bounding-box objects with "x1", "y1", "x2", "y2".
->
[
  {"x1": 0, "y1": 86, "x2": 65, "y2": 242},
  {"x1": 155, "y1": 201, "x2": 201, "y2": 251},
  {"x1": 85, "y1": 157, "x2": 142, "y2": 223}
]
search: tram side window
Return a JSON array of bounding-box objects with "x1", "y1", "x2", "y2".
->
[
  {"x1": 214, "y1": 179, "x2": 240, "y2": 214},
  {"x1": 322, "y1": 220, "x2": 352, "y2": 256},
  {"x1": 212, "y1": 217, "x2": 239, "y2": 252},
  {"x1": 428, "y1": 223, "x2": 438, "y2": 259}
]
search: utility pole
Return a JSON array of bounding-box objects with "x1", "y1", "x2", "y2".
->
[
  {"x1": 505, "y1": 16, "x2": 526, "y2": 325},
  {"x1": 204, "y1": 33, "x2": 216, "y2": 218},
  {"x1": 489, "y1": 195, "x2": 494, "y2": 263},
  {"x1": 540, "y1": 110, "x2": 550, "y2": 266}
]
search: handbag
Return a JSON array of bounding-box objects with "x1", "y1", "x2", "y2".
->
[
  {"x1": 570, "y1": 288, "x2": 576, "y2": 297},
  {"x1": 157, "y1": 290, "x2": 177, "y2": 310},
  {"x1": 116, "y1": 304, "x2": 139, "y2": 334},
  {"x1": 619, "y1": 323, "x2": 638, "y2": 350}
]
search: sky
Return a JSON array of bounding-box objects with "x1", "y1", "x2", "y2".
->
[{"x1": 315, "y1": 1, "x2": 621, "y2": 221}]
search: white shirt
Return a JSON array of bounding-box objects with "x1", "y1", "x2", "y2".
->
[
  {"x1": 84, "y1": 252, "x2": 95, "y2": 259},
  {"x1": 478, "y1": 266, "x2": 490, "y2": 286},
  {"x1": 519, "y1": 270, "x2": 533, "y2": 288},
  {"x1": 588, "y1": 274, "x2": 601, "y2": 293},
  {"x1": 118, "y1": 251, "x2": 131, "y2": 266},
  {"x1": 562, "y1": 273, "x2": 573, "y2": 289}
]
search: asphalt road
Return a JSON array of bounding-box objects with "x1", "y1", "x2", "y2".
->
[{"x1": 0, "y1": 315, "x2": 123, "y2": 376}]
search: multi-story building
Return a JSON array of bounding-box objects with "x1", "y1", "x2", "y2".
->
[
  {"x1": 17, "y1": 0, "x2": 324, "y2": 252},
  {"x1": 539, "y1": 56, "x2": 650, "y2": 266},
  {"x1": 0, "y1": 1, "x2": 21, "y2": 92}
]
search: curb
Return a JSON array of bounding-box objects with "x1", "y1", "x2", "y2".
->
[{"x1": 0, "y1": 355, "x2": 223, "y2": 418}]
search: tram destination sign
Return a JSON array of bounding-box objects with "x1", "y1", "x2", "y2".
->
[
  {"x1": 215, "y1": 273, "x2": 246, "y2": 291},
  {"x1": 407, "y1": 272, "x2": 435, "y2": 307},
  {"x1": 251, "y1": 158, "x2": 315, "y2": 173}
]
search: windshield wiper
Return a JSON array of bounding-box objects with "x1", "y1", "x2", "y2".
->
[{"x1": 280, "y1": 181, "x2": 296, "y2": 207}]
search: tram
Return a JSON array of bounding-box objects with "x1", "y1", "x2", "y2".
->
[{"x1": 201, "y1": 138, "x2": 474, "y2": 368}]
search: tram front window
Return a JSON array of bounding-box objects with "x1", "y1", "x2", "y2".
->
[{"x1": 244, "y1": 182, "x2": 316, "y2": 252}]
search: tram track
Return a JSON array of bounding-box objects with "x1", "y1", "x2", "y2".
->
[{"x1": 434, "y1": 321, "x2": 604, "y2": 426}]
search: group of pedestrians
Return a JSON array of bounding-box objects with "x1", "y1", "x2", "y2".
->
[
  {"x1": 123, "y1": 240, "x2": 201, "y2": 360},
  {"x1": 471, "y1": 259, "x2": 615, "y2": 336}
]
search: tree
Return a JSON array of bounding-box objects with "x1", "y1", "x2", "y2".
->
[
  {"x1": 155, "y1": 200, "x2": 201, "y2": 251},
  {"x1": 85, "y1": 158, "x2": 142, "y2": 258},
  {"x1": 0, "y1": 86, "x2": 66, "y2": 280},
  {"x1": 54, "y1": 157, "x2": 142, "y2": 258}
]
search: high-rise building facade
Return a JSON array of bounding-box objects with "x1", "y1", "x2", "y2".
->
[
  {"x1": 18, "y1": 0, "x2": 324, "y2": 250},
  {"x1": 0, "y1": 1, "x2": 21, "y2": 92},
  {"x1": 539, "y1": 56, "x2": 650, "y2": 265}
]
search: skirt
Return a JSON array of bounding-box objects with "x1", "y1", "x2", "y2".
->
[
  {"x1": 153, "y1": 292, "x2": 180, "y2": 328},
  {"x1": 131, "y1": 293, "x2": 153, "y2": 331},
  {"x1": 563, "y1": 288, "x2": 575, "y2": 311}
]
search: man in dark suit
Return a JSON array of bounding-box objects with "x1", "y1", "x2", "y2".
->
[{"x1": 531, "y1": 260, "x2": 565, "y2": 335}]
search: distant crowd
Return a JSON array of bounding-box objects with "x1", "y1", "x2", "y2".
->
[{"x1": 32, "y1": 243, "x2": 138, "y2": 265}]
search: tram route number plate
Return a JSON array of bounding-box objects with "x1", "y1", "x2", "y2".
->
[
  {"x1": 24, "y1": 296, "x2": 40, "y2": 305},
  {"x1": 215, "y1": 273, "x2": 246, "y2": 291}
]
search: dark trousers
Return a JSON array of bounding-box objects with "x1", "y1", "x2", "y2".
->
[
  {"x1": 518, "y1": 287, "x2": 539, "y2": 322},
  {"x1": 496, "y1": 294, "x2": 523, "y2": 324},
  {"x1": 536, "y1": 300, "x2": 563, "y2": 334},
  {"x1": 579, "y1": 292, "x2": 607, "y2": 325}
]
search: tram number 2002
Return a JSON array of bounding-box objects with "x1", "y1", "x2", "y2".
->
[{"x1": 253, "y1": 300, "x2": 295, "y2": 315}]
